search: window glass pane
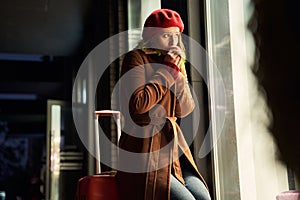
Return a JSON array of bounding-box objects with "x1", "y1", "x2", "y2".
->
[
  {"x1": 205, "y1": 0, "x2": 241, "y2": 199},
  {"x1": 205, "y1": 0, "x2": 290, "y2": 199},
  {"x1": 127, "y1": 0, "x2": 160, "y2": 50}
]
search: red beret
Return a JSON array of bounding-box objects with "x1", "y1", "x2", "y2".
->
[{"x1": 142, "y1": 9, "x2": 184, "y2": 39}]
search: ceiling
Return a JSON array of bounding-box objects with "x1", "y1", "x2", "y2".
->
[
  {"x1": 0, "y1": 0, "x2": 93, "y2": 135},
  {"x1": 0, "y1": 0, "x2": 91, "y2": 55}
]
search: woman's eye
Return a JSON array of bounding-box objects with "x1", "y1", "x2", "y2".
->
[
  {"x1": 162, "y1": 33, "x2": 180, "y2": 39},
  {"x1": 162, "y1": 34, "x2": 170, "y2": 38}
]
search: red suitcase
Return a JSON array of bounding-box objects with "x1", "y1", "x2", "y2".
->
[
  {"x1": 75, "y1": 110, "x2": 121, "y2": 200},
  {"x1": 75, "y1": 171, "x2": 119, "y2": 200}
]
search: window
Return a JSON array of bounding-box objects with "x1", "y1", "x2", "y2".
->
[{"x1": 199, "y1": 0, "x2": 290, "y2": 199}]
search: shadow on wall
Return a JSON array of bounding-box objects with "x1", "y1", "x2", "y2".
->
[{"x1": 250, "y1": 0, "x2": 300, "y2": 182}]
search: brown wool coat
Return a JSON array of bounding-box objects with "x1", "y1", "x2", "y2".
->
[{"x1": 116, "y1": 49, "x2": 208, "y2": 200}]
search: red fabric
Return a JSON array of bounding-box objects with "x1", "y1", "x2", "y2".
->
[
  {"x1": 163, "y1": 61, "x2": 180, "y2": 79},
  {"x1": 142, "y1": 9, "x2": 184, "y2": 39}
]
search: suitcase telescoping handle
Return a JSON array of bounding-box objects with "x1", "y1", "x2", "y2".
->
[{"x1": 94, "y1": 110, "x2": 121, "y2": 174}]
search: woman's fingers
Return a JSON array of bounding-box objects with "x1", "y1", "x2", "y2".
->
[
  {"x1": 164, "y1": 52, "x2": 182, "y2": 66},
  {"x1": 169, "y1": 46, "x2": 183, "y2": 57}
]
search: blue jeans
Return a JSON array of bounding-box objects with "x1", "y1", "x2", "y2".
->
[{"x1": 170, "y1": 158, "x2": 211, "y2": 200}]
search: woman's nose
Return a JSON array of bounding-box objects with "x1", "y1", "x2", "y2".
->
[{"x1": 169, "y1": 35, "x2": 178, "y2": 46}]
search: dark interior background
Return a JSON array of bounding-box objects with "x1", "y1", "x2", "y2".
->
[
  {"x1": 0, "y1": 0, "x2": 198, "y2": 199},
  {"x1": 0, "y1": 0, "x2": 110, "y2": 199}
]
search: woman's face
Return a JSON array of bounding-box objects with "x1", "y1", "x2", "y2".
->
[{"x1": 150, "y1": 27, "x2": 181, "y2": 51}]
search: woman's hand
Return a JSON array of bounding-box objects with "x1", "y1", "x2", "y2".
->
[
  {"x1": 163, "y1": 46, "x2": 183, "y2": 67},
  {"x1": 163, "y1": 46, "x2": 187, "y2": 79}
]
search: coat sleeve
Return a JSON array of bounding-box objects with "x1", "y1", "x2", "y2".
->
[
  {"x1": 175, "y1": 74, "x2": 195, "y2": 118},
  {"x1": 120, "y1": 50, "x2": 176, "y2": 115}
]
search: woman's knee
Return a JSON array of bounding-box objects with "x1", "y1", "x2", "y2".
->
[
  {"x1": 184, "y1": 175, "x2": 211, "y2": 200},
  {"x1": 170, "y1": 175, "x2": 196, "y2": 200}
]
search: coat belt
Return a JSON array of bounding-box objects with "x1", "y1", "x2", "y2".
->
[{"x1": 132, "y1": 114, "x2": 185, "y2": 185}]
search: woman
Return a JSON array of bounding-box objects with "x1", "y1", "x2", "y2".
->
[{"x1": 116, "y1": 9, "x2": 211, "y2": 200}]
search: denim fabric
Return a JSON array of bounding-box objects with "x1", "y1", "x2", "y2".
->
[{"x1": 170, "y1": 158, "x2": 211, "y2": 200}]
